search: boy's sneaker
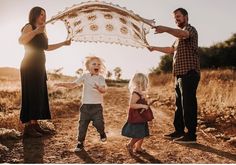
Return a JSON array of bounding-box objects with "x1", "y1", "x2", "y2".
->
[
  {"x1": 173, "y1": 134, "x2": 196, "y2": 144},
  {"x1": 100, "y1": 133, "x2": 107, "y2": 142},
  {"x1": 74, "y1": 141, "x2": 84, "y2": 152},
  {"x1": 164, "y1": 131, "x2": 184, "y2": 139}
]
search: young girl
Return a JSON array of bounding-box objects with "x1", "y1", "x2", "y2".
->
[
  {"x1": 122, "y1": 73, "x2": 150, "y2": 153},
  {"x1": 55, "y1": 56, "x2": 107, "y2": 152}
]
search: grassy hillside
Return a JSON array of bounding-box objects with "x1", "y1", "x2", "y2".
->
[
  {"x1": 0, "y1": 67, "x2": 20, "y2": 81},
  {"x1": 0, "y1": 68, "x2": 235, "y2": 138},
  {"x1": 149, "y1": 69, "x2": 236, "y2": 137}
]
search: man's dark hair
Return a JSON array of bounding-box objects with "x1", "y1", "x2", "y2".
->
[{"x1": 174, "y1": 8, "x2": 188, "y2": 16}]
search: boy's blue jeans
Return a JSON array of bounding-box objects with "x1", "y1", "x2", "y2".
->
[
  {"x1": 174, "y1": 70, "x2": 200, "y2": 137},
  {"x1": 78, "y1": 104, "x2": 105, "y2": 142}
]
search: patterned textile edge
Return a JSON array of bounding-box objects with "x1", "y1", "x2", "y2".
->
[
  {"x1": 46, "y1": 1, "x2": 155, "y2": 26},
  {"x1": 46, "y1": 1, "x2": 156, "y2": 48}
]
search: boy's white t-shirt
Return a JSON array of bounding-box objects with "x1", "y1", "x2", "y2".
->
[{"x1": 74, "y1": 73, "x2": 106, "y2": 104}]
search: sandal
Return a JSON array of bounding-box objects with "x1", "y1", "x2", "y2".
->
[
  {"x1": 133, "y1": 148, "x2": 146, "y2": 154},
  {"x1": 126, "y1": 143, "x2": 133, "y2": 153}
]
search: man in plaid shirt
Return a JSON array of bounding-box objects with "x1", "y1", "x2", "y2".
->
[{"x1": 148, "y1": 8, "x2": 200, "y2": 143}]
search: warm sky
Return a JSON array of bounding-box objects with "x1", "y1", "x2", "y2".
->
[{"x1": 1, "y1": 0, "x2": 236, "y2": 79}]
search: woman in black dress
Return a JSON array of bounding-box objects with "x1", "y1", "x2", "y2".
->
[{"x1": 18, "y1": 6, "x2": 71, "y2": 137}]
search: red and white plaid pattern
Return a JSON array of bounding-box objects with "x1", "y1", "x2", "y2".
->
[{"x1": 173, "y1": 24, "x2": 200, "y2": 76}]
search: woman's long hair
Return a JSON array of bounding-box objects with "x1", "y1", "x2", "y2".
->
[{"x1": 29, "y1": 6, "x2": 46, "y2": 25}]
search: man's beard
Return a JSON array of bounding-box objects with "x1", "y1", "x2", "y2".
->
[{"x1": 177, "y1": 20, "x2": 187, "y2": 29}]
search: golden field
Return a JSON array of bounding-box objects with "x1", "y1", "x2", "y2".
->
[{"x1": 0, "y1": 67, "x2": 235, "y2": 163}]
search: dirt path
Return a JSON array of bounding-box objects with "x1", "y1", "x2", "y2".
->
[{"x1": 1, "y1": 87, "x2": 236, "y2": 163}]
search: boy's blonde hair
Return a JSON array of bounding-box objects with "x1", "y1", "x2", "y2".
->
[
  {"x1": 84, "y1": 56, "x2": 106, "y2": 75},
  {"x1": 129, "y1": 73, "x2": 148, "y2": 93}
]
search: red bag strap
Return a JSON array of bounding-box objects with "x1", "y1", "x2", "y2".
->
[
  {"x1": 132, "y1": 91, "x2": 142, "y2": 99},
  {"x1": 132, "y1": 91, "x2": 148, "y2": 105}
]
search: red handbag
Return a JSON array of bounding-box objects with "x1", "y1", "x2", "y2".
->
[{"x1": 127, "y1": 92, "x2": 154, "y2": 123}]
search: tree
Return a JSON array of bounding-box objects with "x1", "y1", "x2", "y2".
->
[
  {"x1": 113, "y1": 67, "x2": 122, "y2": 80},
  {"x1": 47, "y1": 67, "x2": 64, "y2": 79},
  {"x1": 149, "y1": 54, "x2": 172, "y2": 74},
  {"x1": 53, "y1": 67, "x2": 64, "y2": 75},
  {"x1": 159, "y1": 54, "x2": 173, "y2": 73},
  {"x1": 149, "y1": 67, "x2": 161, "y2": 75},
  {"x1": 76, "y1": 68, "x2": 83, "y2": 76},
  {"x1": 106, "y1": 71, "x2": 112, "y2": 79},
  {"x1": 198, "y1": 33, "x2": 236, "y2": 69}
]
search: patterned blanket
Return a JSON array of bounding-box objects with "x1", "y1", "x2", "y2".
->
[{"x1": 47, "y1": 1, "x2": 155, "y2": 48}]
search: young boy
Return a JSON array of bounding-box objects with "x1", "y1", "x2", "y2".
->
[{"x1": 55, "y1": 56, "x2": 107, "y2": 152}]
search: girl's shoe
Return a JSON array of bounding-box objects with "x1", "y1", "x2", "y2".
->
[{"x1": 133, "y1": 148, "x2": 146, "y2": 154}]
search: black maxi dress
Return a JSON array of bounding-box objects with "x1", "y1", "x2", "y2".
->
[{"x1": 20, "y1": 24, "x2": 51, "y2": 123}]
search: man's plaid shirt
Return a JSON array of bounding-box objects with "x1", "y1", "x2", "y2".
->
[{"x1": 172, "y1": 24, "x2": 200, "y2": 76}]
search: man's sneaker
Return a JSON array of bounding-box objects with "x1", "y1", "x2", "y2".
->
[
  {"x1": 100, "y1": 133, "x2": 107, "y2": 142},
  {"x1": 74, "y1": 142, "x2": 84, "y2": 152},
  {"x1": 163, "y1": 131, "x2": 184, "y2": 139},
  {"x1": 173, "y1": 135, "x2": 196, "y2": 144}
]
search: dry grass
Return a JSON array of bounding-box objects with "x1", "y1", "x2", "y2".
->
[
  {"x1": 198, "y1": 69, "x2": 236, "y2": 132},
  {"x1": 148, "y1": 72, "x2": 173, "y2": 86},
  {"x1": 0, "y1": 73, "x2": 81, "y2": 131},
  {"x1": 1, "y1": 69, "x2": 236, "y2": 163},
  {"x1": 0, "y1": 79, "x2": 22, "y2": 131},
  {"x1": 149, "y1": 69, "x2": 236, "y2": 136},
  {"x1": 0, "y1": 69, "x2": 235, "y2": 136}
]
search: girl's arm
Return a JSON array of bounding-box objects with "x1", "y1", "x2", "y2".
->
[
  {"x1": 129, "y1": 93, "x2": 148, "y2": 110},
  {"x1": 46, "y1": 39, "x2": 71, "y2": 51}
]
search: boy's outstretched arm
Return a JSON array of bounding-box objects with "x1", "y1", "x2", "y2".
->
[{"x1": 54, "y1": 82, "x2": 78, "y2": 88}]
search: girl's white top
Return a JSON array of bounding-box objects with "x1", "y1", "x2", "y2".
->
[{"x1": 75, "y1": 73, "x2": 106, "y2": 104}]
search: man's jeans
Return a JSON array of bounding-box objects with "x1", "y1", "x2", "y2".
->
[{"x1": 174, "y1": 70, "x2": 200, "y2": 137}]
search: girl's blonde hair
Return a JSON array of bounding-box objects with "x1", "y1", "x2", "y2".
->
[
  {"x1": 84, "y1": 56, "x2": 106, "y2": 75},
  {"x1": 129, "y1": 73, "x2": 148, "y2": 93}
]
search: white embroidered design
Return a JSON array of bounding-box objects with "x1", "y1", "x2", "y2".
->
[{"x1": 47, "y1": 1, "x2": 155, "y2": 48}]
